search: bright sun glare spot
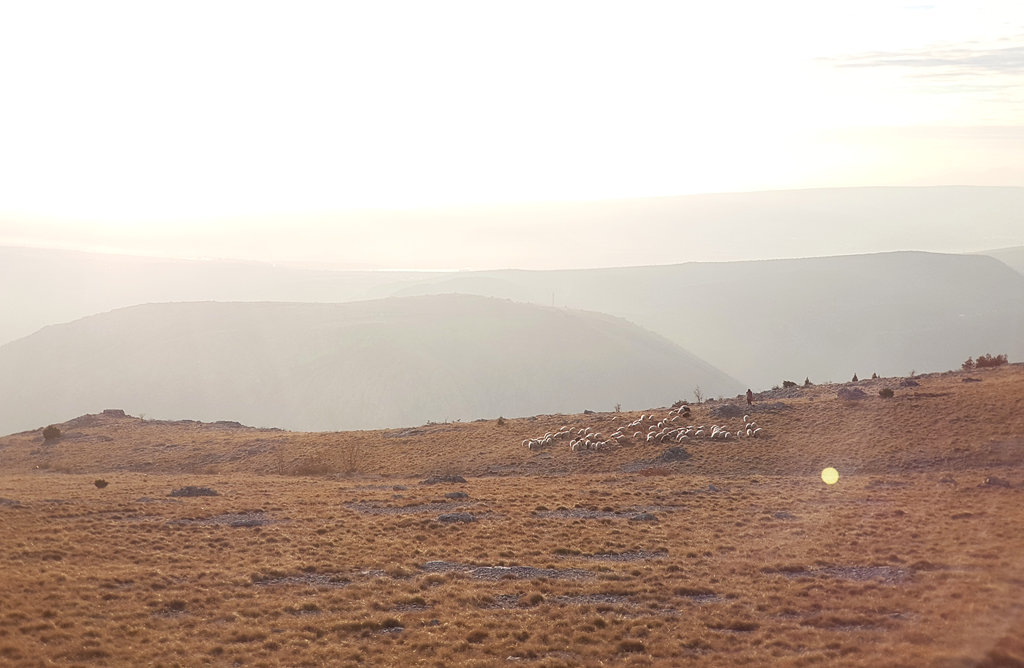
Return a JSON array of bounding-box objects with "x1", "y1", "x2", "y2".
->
[{"x1": 821, "y1": 467, "x2": 840, "y2": 485}]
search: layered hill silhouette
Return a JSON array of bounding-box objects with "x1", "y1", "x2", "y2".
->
[
  {"x1": 388, "y1": 251, "x2": 1024, "y2": 388},
  {"x1": 0, "y1": 294, "x2": 742, "y2": 435},
  {"x1": 980, "y1": 246, "x2": 1024, "y2": 275},
  {"x1": 4, "y1": 248, "x2": 1022, "y2": 393},
  {"x1": 5, "y1": 185, "x2": 1023, "y2": 344}
]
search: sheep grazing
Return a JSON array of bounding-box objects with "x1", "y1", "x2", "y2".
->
[
  {"x1": 752, "y1": 428, "x2": 763, "y2": 438},
  {"x1": 743, "y1": 414, "x2": 750, "y2": 423}
]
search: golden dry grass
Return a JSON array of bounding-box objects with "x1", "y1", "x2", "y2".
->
[{"x1": 0, "y1": 365, "x2": 1022, "y2": 666}]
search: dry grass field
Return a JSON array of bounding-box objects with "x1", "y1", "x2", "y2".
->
[{"x1": 1, "y1": 364, "x2": 1022, "y2": 666}]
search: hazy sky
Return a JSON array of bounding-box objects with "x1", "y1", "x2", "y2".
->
[{"x1": 1, "y1": 1, "x2": 1022, "y2": 266}]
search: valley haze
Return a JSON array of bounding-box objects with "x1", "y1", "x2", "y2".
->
[{"x1": 2, "y1": 188, "x2": 1023, "y2": 437}]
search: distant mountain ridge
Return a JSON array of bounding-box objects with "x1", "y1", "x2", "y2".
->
[
  {"x1": 4, "y1": 185, "x2": 1023, "y2": 343},
  {"x1": 388, "y1": 251, "x2": 1024, "y2": 388},
  {"x1": 978, "y1": 246, "x2": 1024, "y2": 275},
  {"x1": 0, "y1": 294, "x2": 743, "y2": 435},
  {"x1": 3, "y1": 248, "x2": 1023, "y2": 394}
]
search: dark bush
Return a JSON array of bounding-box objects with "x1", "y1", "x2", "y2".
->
[
  {"x1": 42, "y1": 425, "x2": 62, "y2": 441},
  {"x1": 851, "y1": 373, "x2": 859, "y2": 382},
  {"x1": 804, "y1": 377, "x2": 813, "y2": 387},
  {"x1": 962, "y1": 357, "x2": 974, "y2": 370},
  {"x1": 782, "y1": 380, "x2": 797, "y2": 388},
  {"x1": 878, "y1": 388, "x2": 894, "y2": 399},
  {"x1": 975, "y1": 353, "x2": 1008, "y2": 369},
  {"x1": 94, "y1": 479, "x2": 109, "y2": 489}
]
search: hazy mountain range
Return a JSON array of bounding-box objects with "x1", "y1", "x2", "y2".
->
[
  {"x1": 2, "y1": 186, "x2": 1022, "y2": 434},
  {"x1": 0, "y1": 295, "x2": 742, "y2": 435}
]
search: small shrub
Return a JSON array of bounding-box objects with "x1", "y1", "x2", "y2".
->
[
  {"x1": 42, "y1": 425, "x2": 62, "y2": 441},
  {"x1": 871, "y1": 372, "x2": 878, "y2": 379},
  {"x1": 93, "y1": 479, "x2": 109, "y2": 489},
  {"x1": 879, "y1": 388, "x2": 894, "y2": 399},
  {"x1": 613, "y1": 403, "x2": 621, "y2": 413},
  {"x1": 975, "y1": 353, "x2": 1008, "y2": 369},
  {"x1": 962, "y1": 357, "x2": 975, "y2": 371},
  {"x1": 496, "y1": 416, "x2": 506, "y2": 426},
  {"x1": 851, "y1": 373, "x2": 859, "y2": 382},
  {"x1": 804, "y1": 377, "x2": 813, "y2": 387},
  {"x1": 782, "y1": 380, "x2": 797, "y2": 388}
]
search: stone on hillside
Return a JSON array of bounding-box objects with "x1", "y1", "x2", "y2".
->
[
  {"x1": 169, "y1": 486, "x2": 219, "y2": 497},
  {"x1": 445, "y1": 491, "x2": 469, "y2": 499},
  {"x1": 656, "y1": 447, "x2": 691, "y2": 462},
  {"x1": 420, "y1": 475, "x2": 467, "y2": 485},
  {"x1": 437, "y1": 512, "x2": 476, "y2": 523},
  {"x1": 837, "y1": 387, "x2": 868, "y2": 400}
]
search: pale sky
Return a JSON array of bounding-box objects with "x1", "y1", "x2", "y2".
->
[{"x1": 1, "y1": 1, "x2": 1022, "y2": 266}]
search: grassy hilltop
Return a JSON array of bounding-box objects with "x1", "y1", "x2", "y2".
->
[{"x1": 0, "y1": 364, "x2": 1021, "y2": 666}]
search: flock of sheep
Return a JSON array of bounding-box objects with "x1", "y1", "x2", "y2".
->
[{"x1": 521, "y1": 405, "x2": 765, "y2": 454}]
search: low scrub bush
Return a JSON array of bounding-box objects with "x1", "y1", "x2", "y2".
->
[
  {"x1": 879, "y1": 388, "x2": 894, "y2": 399},
  {"x1": 782, "y1": 380, "x2": 797, "y2": 388},
  {"x1": 42, "y1": 425, "x2": 61, "y2": 441},
  {"x1": 963, "y1": 353, "x2": 1008, "y2": 370}
]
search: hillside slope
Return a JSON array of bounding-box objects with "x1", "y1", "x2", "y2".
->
[
  {"x1": 0, "y1": 246, "x2": 427, "y2": 345},
  {"x1": 0, "y1": 294, "x2": 742, "y2": 436},
  {"x1": 980, "y1": 245, "x2": 1024, "y2": 275},
  {"x1": 1, "y1": 363, "x2": 1020, "y2": 479},
  {"x1": 389, "y1": 251, "x2": 1024, "y2": 388}
]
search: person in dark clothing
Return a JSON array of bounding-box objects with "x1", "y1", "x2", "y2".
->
[{"x1": 746, "y1": 389, "x2": 754, "y2": 405}]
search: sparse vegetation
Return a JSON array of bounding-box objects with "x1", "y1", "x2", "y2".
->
[
  {"x1": 693, "y1": 385, "x2": 704, "y2": 404},
  {"x1": 963, "y1": 353, "x2": 1008, "y2": 370},
  {"x1": 852, "y1": 373, "x2": 859, "y2": 382},
  {"x1": 782, "y1": 380, "x2": 797, "y2": 388},
  {"x1": 496, "y1": 416, "x2": 506, "y2": 426},
  {"x1": 42, "y1": 425, "x2": 61, "y2": 441},
  {"x1": 0, "y1": 364, "x2": 1020, "y2": 666},
  {"x1": 879, "y1": 388, "x2": 894, "y2": 398},
  {"x1": 93, "y1": 479, "x2": 108, "y2": 488},
  {"x1": 804, "y1": 377, "x2": 813, "y2": 387}
]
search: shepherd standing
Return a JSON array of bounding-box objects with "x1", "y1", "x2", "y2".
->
[{"x1": 746, "y1": 389, "x2": 754, "y2": 405}]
